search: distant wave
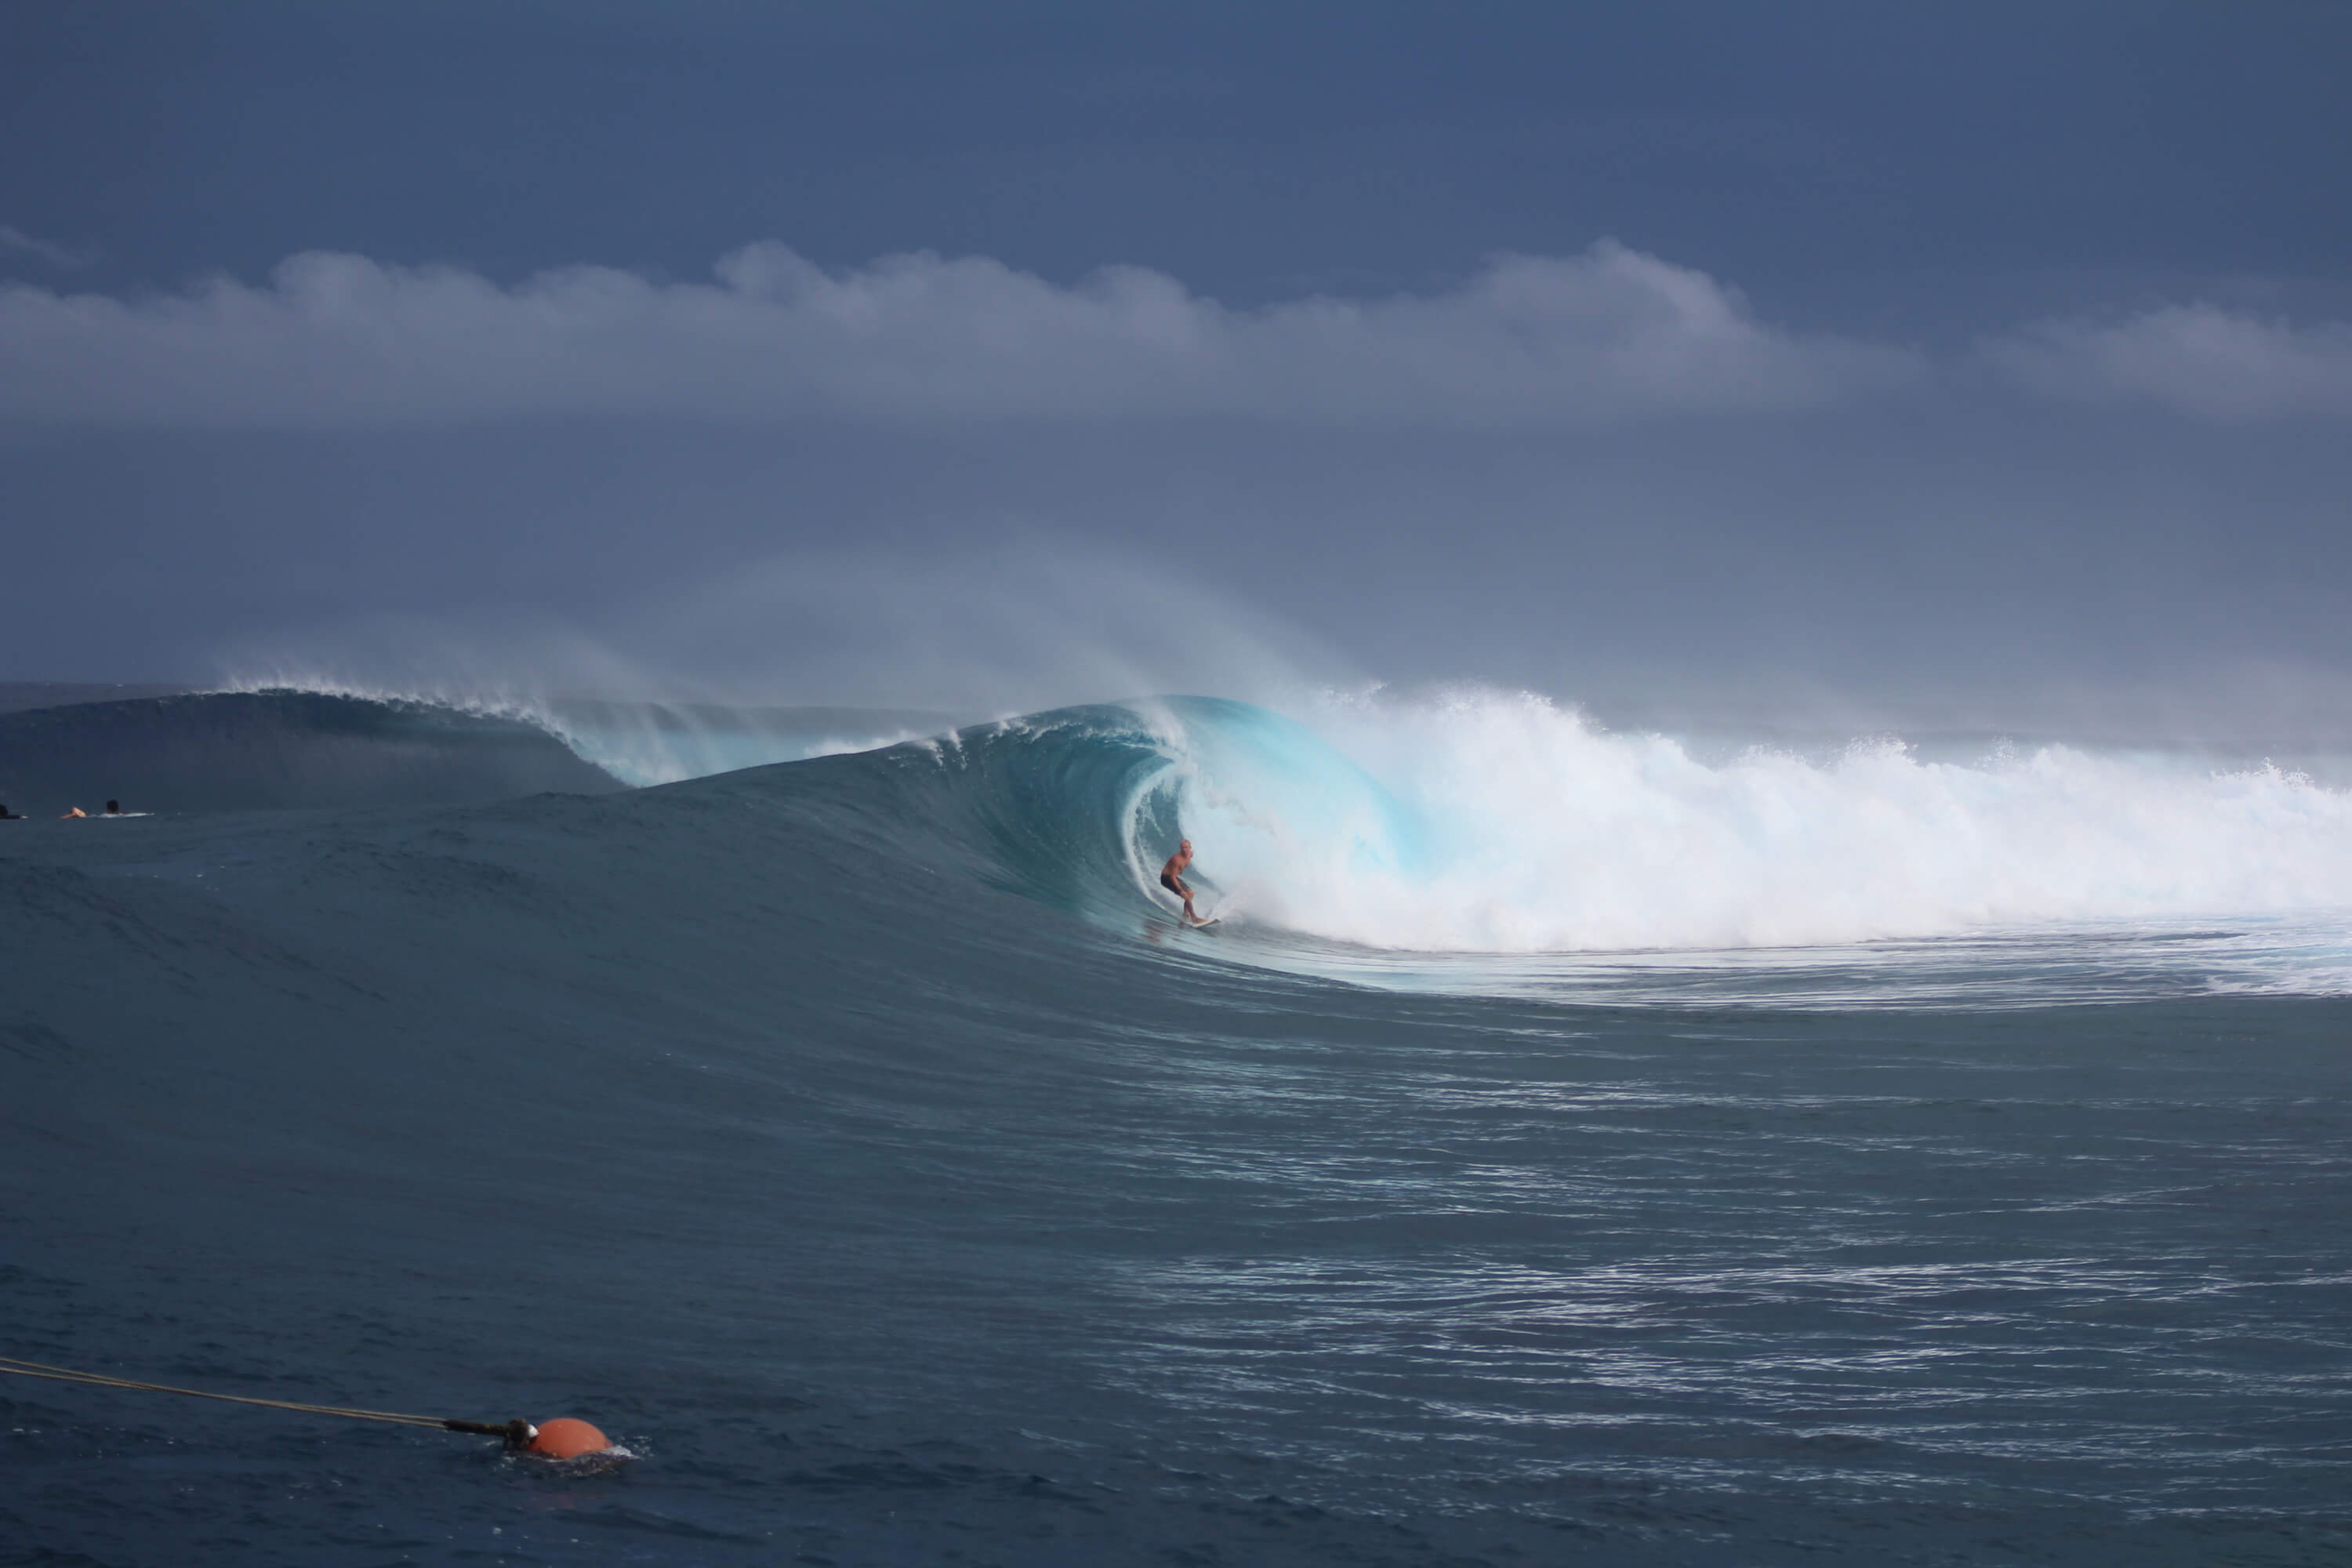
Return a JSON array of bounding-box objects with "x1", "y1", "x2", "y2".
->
[
  {"x1": 0, "y1": 683, "x2": 962, "y2": 816},
  {"x1": 211, "y1": 676, "x2": 954, "y2": 786},
  {"x1": 0, "y1": 689, "x2": 622, "y2": 815}
]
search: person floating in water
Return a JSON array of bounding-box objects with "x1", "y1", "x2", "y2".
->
[
  {"x1": 104, "y1": 800, "x2": 122, "y2": 815},
  {"x1": 1160, "y1": 838, "x2": 1208, "y2": 925},
  {"x1": 60, "y1": 807, "x2": 86, "y2": 819}
]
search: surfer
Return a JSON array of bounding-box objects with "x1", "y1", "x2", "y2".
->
[
  {"x1": 0, "y1": 804, "x2": 18, "y2": 819},
  {"x1": 104, "y1": 800, "x2": 122, "y2": 815},
  {"x1": 1160, "y1": 839, "x2": 1207, "y2": 925},
  {"x1": 60, "y1": 807, "x2": 85, "y2": 819}
]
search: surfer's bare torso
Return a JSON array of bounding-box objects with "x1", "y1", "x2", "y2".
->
[{"x1": 1159, "y1": 840, "x2": 1205, "y2": 924}]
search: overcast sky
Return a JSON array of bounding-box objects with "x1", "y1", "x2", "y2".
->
[{"x1": 4, "y1": 1, "x2": 2350, "y2": 740}]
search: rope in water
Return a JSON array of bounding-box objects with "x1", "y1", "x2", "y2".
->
[{"x1": 0, "y1": 1354, "x2": 528, "y2": 1441}]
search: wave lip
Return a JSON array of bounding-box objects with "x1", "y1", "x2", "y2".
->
[{"x1": 540, "y1": 699, "x2": 953, "y2": 786}]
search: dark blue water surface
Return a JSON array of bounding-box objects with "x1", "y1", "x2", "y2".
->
[{"x1": 3, "y1": 703, "x2": 2349, "y2": 1566}]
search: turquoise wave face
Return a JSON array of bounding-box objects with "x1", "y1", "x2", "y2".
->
[
  {"x1": 830, "y1": 696, "x2": 1428, "y2": 935},
  {"x1": 895, "y1": 704, "x2": 1179, "y2": 921},
  {"x1": 1138, "y1": 695, "x2": 1429, "y2": 897}
]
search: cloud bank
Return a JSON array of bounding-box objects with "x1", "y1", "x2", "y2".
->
[
  {"x1": 0, "y1": 241, "x2": 1914, "y2": 429},
  {"x1": 5, "y1": 240, "x2": 2348, "y2": 430},
  {"x1": 1984, "y1": 304, "x2": 2352, "y2": 421}
]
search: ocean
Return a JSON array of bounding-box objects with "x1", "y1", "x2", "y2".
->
[{"x1": 3, "y1": 688, "x2": 2349, "y2": 1566}]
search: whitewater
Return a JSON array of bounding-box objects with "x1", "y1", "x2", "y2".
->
[{"x1": 4, "y1": 681, "x2": 2349, "y2": 1564}]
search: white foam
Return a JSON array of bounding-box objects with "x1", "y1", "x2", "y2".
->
[{"x1": 1152, "y1": 689, "x2": 2352, "y2": 955}]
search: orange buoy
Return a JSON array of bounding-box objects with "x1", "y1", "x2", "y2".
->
[{"x1": 523, "y1": 1417, "x2": 611, "y2": 1459}]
